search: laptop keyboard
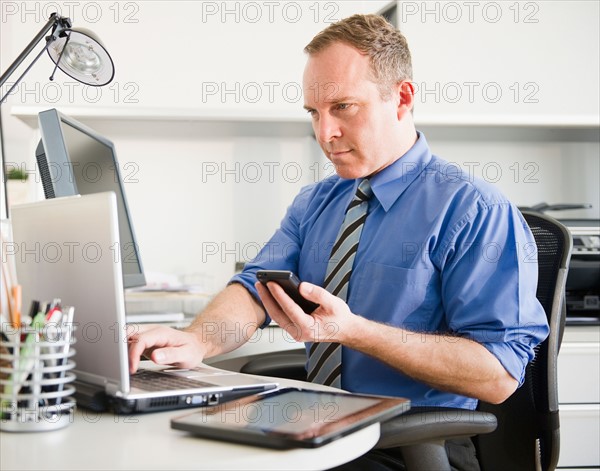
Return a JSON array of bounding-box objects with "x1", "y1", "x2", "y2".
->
[{"x1": 130, "y1": 369, "x2": 215, "y2": 391}]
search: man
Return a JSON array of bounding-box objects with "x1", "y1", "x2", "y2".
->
[{"x1": 129, "y1": 14, "x2": 548, "y2": 470}]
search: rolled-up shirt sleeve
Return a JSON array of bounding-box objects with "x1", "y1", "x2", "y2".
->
[{"x1": 437, "y1": 202, "x2": 549, "y2": 386}]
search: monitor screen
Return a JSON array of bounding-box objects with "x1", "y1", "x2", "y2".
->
[{"x1": 35, "y1": 108, "x2": 145, "y2": 289}]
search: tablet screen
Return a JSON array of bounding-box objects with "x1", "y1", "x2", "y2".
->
[{"x1": 171, "y1": 387, "x2": 410, "y2": 448}]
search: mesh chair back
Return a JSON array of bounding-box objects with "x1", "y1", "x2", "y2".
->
[{"x1": 476, "y1": 212, "x2": 572, "y2": 471}]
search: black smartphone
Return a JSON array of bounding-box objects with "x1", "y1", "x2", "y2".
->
[{"x1": 256, "y1": 270, "x2": 320, "y2": 313}]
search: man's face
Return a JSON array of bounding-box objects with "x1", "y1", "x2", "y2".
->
[{"x1": 303, "y1": 42, "x2": 403, "y2": 179}]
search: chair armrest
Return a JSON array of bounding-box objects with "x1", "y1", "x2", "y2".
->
[{"x1": 376, "y1": 406, "x2": 497, "y2": 449}]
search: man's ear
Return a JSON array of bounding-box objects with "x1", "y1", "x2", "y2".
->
[{"x1": 397, "y1": 80, "x2": 415, "y2": 120}]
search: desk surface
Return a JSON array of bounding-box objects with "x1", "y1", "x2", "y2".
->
[{"x1": 1, "y1": 376, "x2": 380, "y2": 471}]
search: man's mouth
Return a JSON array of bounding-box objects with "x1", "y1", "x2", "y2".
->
[{"x1": 329, "y1": 149, "x2": 352, "y2": 158}]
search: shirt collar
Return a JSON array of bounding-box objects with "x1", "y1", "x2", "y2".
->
[{"x1": 368, "y1": 131, "x2": 432, "y2": 212}]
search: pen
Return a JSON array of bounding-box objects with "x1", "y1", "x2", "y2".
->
[
  {"x1": 1, "y1": 252, "x2": 15, "y2": 324},
  {"x1": 27, "y1": 300, "x2": 40, "y2": 322},
  {"x1": 10, "y1": 285, "x2": 22, "y2": 329},
  {"x1": 45, "y1": 302, "x2": 63, "y2": 369}
]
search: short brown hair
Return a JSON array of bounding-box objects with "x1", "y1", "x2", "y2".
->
[{"x1": 304, "y1": 14, "x2": 412, "y2": 99}]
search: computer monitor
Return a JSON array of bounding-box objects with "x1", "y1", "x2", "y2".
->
[{"x1": 35, "y1": 108, "x2": 146, "y2": 289}]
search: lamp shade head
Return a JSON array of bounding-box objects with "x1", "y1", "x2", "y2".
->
[{"x1": 47, "y1": 28, "x2": 115, "y2": 86}]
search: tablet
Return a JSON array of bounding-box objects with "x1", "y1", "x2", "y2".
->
[{"x1": 171, "y1": 387, "x2": 410, "y2": 449}]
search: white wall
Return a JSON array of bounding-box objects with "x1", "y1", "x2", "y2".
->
[
  {"x1": 402, "y1": 0, "x2": 599, "y2": 118},
  {"x1": 1, "y1": 1, "x2": 599, "y2": 290}
]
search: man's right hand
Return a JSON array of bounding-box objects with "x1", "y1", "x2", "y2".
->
[
  {"x1": 127, "y1": 284, "x2": 267, "y2": 374},
  {"x1": 127, "y1": 324, "x2": 208, "y2": 374}
]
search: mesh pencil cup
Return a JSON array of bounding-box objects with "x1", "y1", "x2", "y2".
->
[{"x1": 1, "y1": 307, "x2": 76, "y2": 432}]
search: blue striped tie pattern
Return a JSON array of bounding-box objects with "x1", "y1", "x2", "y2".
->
[{"x1": 307, "y1": 179, "x2": 374, "y2": 388}]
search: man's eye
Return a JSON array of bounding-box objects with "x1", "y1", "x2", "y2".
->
[
  {"x1": 336, "y1": 103, "x2": 350, "y2": 111},
  {"x1": 306, "y1": 109, "x2": 317, "y2": 117}
]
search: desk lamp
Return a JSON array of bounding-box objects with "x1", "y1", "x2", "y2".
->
[
  {"x1": 0, "y1": 12, "x2": 115, "y2": 104},
  {"x1": 0, "y1": 12, "x2": 115, "y2": 217}
]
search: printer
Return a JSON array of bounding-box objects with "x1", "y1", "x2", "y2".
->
[
  {"x1": 519, "y1": 203, "x2": 599, "y2": 325},
  {"x1": 561, "y1": 219, "x2": 600, "y2": 325}
]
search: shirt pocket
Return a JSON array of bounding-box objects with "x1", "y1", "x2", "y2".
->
[{"x1": 350, "y1": 262, "x2": 437, "y2": 326}]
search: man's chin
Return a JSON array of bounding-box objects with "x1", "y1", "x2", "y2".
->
[{"x1": 333, "y1": 165, "x2": 369, "y2": 180}]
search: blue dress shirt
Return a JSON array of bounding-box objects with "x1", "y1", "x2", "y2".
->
[{"x1": 230, "y1": 133, "x2": 549, "y2": 409}]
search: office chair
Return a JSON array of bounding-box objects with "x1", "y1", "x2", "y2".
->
[
  {"x1": 241, "y1": 211, "x2": 572, "y2": 471},
  {"x1": 471, "y1": 211, "x2": 572, "y2": 471}
]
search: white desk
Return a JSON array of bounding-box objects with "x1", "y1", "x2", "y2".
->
[{"x1": 1, "y1": 376, "x2": 380, "y2": 471}]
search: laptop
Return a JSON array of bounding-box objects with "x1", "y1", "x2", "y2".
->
[{"x1": 10, "y1": 193, "x2": 278, "y2": 414}]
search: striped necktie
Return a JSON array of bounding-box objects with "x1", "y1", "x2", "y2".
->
[{"x1": 307, "y1": 179, "x2": 374, "y2": 388}]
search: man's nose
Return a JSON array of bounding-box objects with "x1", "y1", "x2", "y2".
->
[{"x1": 316, "y1": 114, "x2": 342, "y2": 143}]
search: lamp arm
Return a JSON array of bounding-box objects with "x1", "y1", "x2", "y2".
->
[
  {"x1": 49, "y1": 32, "x2": 72, "y2": 82},
  {"x1": 0, "y1": 13, "x2": 72, "y2": 102}
]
